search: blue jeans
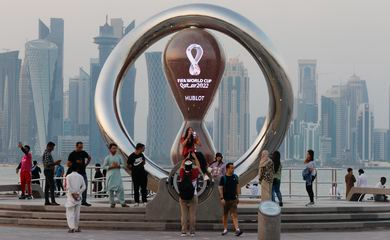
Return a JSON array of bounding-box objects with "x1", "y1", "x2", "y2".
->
[
  {"x1": 81, "y1": 173, "x2": 88, "y2": 204},
  {"x1": 272, "y1": 178, "x2": 282, "y2": 203}
]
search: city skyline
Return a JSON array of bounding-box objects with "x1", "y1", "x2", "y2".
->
[{"x1": 0, "y1": 0, "x2": 389, "y2": 130}]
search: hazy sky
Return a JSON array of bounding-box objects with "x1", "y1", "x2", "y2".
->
[{"x1": 1, "y1": 0, "x2": 390, "y2": 142}]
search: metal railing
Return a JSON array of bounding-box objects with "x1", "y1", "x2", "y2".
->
[{"x1": 36, "y1": 167, "x2": 342, "y2": 200}]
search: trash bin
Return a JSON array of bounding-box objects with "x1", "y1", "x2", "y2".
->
[{"x1": 258, "y1": 201, "x2": 281, "y2": 240}]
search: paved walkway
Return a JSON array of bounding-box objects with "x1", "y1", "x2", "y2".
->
[{"x1": 0, "y1": 226, "x2": 387, "y2": 240}]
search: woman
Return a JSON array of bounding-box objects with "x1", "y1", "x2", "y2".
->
[
  {"x1": 180, "y1": 127, "x2": 201, "y2": 158},
  {"x1": 209, "y1": 152, "x2": 225, "y2": 180},
  {"x1": 259, "y1": 150, "x2": 274, "y2": 201},
  {"x1": 303, "y1": 149, "x2": 316, "y2": 206},
  {"x1": 271, "y1": 151, "x2": 283, "y2": 207}
]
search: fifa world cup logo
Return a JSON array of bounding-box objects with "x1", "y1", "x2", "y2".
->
[
  {"x1": 186, "y1": 44, "x2": 203, "y2": 76},
  {"x1": 164, "y1": 28, "x2": 225, "y2": 165}
]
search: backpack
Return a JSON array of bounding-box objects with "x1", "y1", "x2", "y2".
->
[{"x1": 179, "y1": 171, "x2": 195, "y2": 200}]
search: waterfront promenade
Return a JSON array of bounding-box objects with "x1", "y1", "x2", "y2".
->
[{"x1": 0, "y1": 225, "x2": 388, "y2": 240}]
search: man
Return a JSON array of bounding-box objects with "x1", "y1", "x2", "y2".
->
[
  {"x1": 219, "y1": 163, "x2": 243, "y2": 237},
  {"x1": 67, "y1": 142, "x2": 92, "y2": 206},
  {"x1": 93, "y1": 163, "x2": 104, "y2": 197},
  {"x1": 345, "y1": 168, "x2": 356, "y2": 198},
  {"x1": 374, "y1": 177, "x2": 388, "y2": 202},
  {"x1": 42, "y1": 142, "x2": 61, "y2": 205},
  {"x1": 103, "y1": 143, "x2": 129, "y2": 208},
  {"x1": 179, "y1": 153, "x2": 201, "y2": 237},
  {"x1": 209, "y1": 152, "x2": 226, "y2": 180},
  {"x1": 127, "y1": 143, "x2": 148, "y2": 206},
  {"x1": 31, "y1": 161, "x2": 42, "y2": 185},
  {"x1": 16, "y1": 143, "x2": 33, "y2": 199},
  {"x1": 65, "y1": 164, "x2": 86, "y2": 233},
  {"x1": 55, "y1": 161, "x2": 65, "y2": 196},
  {"x1": 357, "y1": 169, "x2": 368, "y2": 187}
]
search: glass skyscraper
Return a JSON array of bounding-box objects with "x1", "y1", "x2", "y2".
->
[
  {"x1": 145, "y1": 52, "x2": 182, "y2": 167},
  {"x1": 298, "y1": 59, "x2": 318, "y2": 123},
  {"x1": 22, "y1": 39, "x2": 58, "y2": 154},
  {"x1": 214, "y1": 58, "x2": 250, "y2": 161},
  {"x1": 0, "y1": 51, "x2": 21, "y2": 156}
]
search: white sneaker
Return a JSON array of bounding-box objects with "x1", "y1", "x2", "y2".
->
[
  {"x1": 134, "y1": 203, "x2": 139, "y2": 207},
  {"x1": 305, "y1": 202, "x2": 315, "y2": 207},
  {"x1": 141, "y1": 202, "x2": 147, "y2": 207},
  {"x1": 181, "y1": 232, "x2": 187, "y2": 237},
  {"x1": 190, "y1": 232, "x2": 195, "y2": 237}
]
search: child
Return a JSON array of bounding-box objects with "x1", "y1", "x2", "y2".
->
[
  {"x1": 93, "y1": 163, "x2": 104, "y2": 198},
  {"x1": 65, "y1": 165, "x2": 86, "y2": 233}
]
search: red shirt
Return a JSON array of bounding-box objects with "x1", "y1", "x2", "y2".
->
[{"x1": 179, "y1": 168, "x2": 200, "y2": 181}]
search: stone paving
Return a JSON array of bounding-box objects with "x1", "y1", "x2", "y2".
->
[{"x1": 0, "y1": 226, "x2": 388, "y2": 240}]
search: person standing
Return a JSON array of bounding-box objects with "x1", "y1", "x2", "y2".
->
[
  {"x1": 16, "y1": 143, "x2": 33, "y2": 199},
  {"x1": 67, "y1": 142, "x2": 92, "y2": 206},
  {"x1": 271, "y1": 151, "x2": 283, "y2": 207},
  {"x1": 127, "y1": 143, "x2": 148, "y2": 207},
  {"x1": 209, "y1": 152, "x2": 226, "y2": 180},
  {"x1": 103, "y1": 143, "x2": 129, "y2": 208},
  {"x1": 65, "y1": 164, "x2": 86, "y2": 233},
  {"x1": 31, "y1": 161, "x2": 42, "y2": 185},
  {"x1": 219, "y1": 163, "x2": 243, "y2": 237},
  {"x1": 42, "y1": 142, "x2": 61, "y2": 206},
  {"x1": 356, "y1": 169, "x2": 368, "y2": 187},
  {"x1": 345, "y1": 168, "x2": 356, "y2": 198},
  {"x1": 259, "y1": 150, "x2": 274, "y2": 201},
  {"x1": 93, "y1": 163, "x2": 104, "y2": 197},
  {"x1": 180, "y1": 127, "x2": 201, "y2": 158},
  {"x1": 178, "y1": 154, "x2": 201, "y2": 237},
  {"x1": 303, "y1": 150, "x2": 316, "y2": 206},
  {"x1": 55, "y1": 162, "x2": 65, "y2": 196}
]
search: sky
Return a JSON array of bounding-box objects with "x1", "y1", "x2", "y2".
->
[{"x1": 1, "y1": 0, "x2": 390, "y2": 142}]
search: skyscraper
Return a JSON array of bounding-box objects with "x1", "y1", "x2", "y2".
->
[
  {"x1": 298, "y1": 60, "x2": 318, "y2": 123},
  {"x1": 214, "y1": 58, "x2": 250, "y2": 161},
  {"x1": 89, "y1": 18, "x2": 136, "y2": 162},
  {"x1": 320, "y1": 85, "x2": 349, "y2": 164},
  {"x1": 357, "y1": 103, "x2": 374, "y2": 161},
  {"x1": 372, "y1": 129, "x2": 388, "y2": 161},
  {"x1": 21, "y1": 39, "x2": 58, "y2": 154},
  {"x1": 39, "y1": 18, "x2": 64, "y2": 143},
  {"x1": 67, "y1": 68, "x2": 90, "y2": 136},
  {"x1": 345, "y1": 74, "x2": 369, "y2": 161},
  {"x1": 0, "y1": 51, "x2": 21, "y2": 156},
  {"x1": 145, "y1": 52, "x2": 182, "y2": 167}
]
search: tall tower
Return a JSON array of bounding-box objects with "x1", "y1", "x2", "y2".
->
[
  {"x1": 357, "y1": 103, "x2": 374, "y2": 161},
  {"x1": 89, "y1": 18, "x2": 136, "y2": 162},
  {"x1": 22, "y1": 40, "x2": 58, "y2": 154},
  {"x1": 145, "y1": 52, "x2": 182, "y2": 167},
  {"x1": 214, "y1": 58, "x2": 250, "y2": 161},
  {"x1": 39, "y1": 18, "x2": 64, "y2": 143},
  {"x1": 320, "y1": 85, "x2": 349, "y2": 164},
  {"x1": 298, "y1": 59, "x2": 318, "y2": 123}
]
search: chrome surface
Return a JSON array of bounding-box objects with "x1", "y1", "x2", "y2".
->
[{"x1": 95, "y1": 3, "x2": 293, "y2": 192}]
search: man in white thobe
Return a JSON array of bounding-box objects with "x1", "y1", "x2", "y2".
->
[{"x1": 65, "y1": 166, "x2": 86, "y2": 233}]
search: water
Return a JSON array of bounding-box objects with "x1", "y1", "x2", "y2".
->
[{"x1": 2, "y1": 165, "x2": 388, "y2": 198}]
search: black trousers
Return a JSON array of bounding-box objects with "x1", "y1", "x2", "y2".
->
[
  {"x1": 44, "y1": 169, "x2": 56, "y2": 203},
  {"x1": 132, "y1": 174, "x2": 148, "y2": 203},
  {"x1": 306, "y1": 176, "x2": 315, "y2": 203},
  {"x1": 56, "y1": 179, "x2": 64, "y2": 192}
]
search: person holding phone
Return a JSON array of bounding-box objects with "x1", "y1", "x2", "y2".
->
[
  {"x1": 42, "y1": 141, "x2": 61, "y2": 206},
  {"x1": 180, "y1": 127, "x2": 201, "y2": 158}
]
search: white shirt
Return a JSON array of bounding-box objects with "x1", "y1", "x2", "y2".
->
[
  {"x1": 357, "y1": 174, "x2": 368, "y2": 187},
  {"x1": 376, "y1": 182, "x2": 385, "y2": 189},
  {"x1": 65, "y1": 172, "x2": 86, "y2": 207}
]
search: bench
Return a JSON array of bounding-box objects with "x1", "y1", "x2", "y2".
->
[
  {"x1": 0, "y1": 184, "x2": 44, "y2": 198},
  {"x1": 347, "y1": 187, "x2": 390, "y2": 201}
]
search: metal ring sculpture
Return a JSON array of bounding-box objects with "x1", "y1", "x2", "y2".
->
[{"x1": 95, "y1": 3, "x2": 293, "y2": 193}]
